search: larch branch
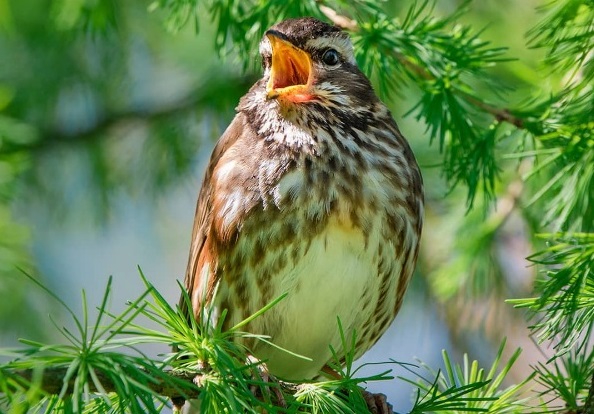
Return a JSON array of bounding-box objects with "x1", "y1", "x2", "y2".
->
[
  {"x1": 318, "y1": 2, "x2": 525, "y2": 130},
  {"x1": 13, "y1": 367, "x2": 202, "y2": 400}
]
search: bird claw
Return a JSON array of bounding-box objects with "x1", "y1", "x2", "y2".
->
[
  {"x1": 246, "y1": 355, "x2": 287, "y2": 409},
  {"x1": 193, "y1": 373, "x2": 206, "y2": 387},
  {"x1": 363, "y1": 390, "x2": 393, "y2": 414}
]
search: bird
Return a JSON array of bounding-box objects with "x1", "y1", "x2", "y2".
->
[{"x1": 181, "y1": 15, "x2": 423, "y2": 392}]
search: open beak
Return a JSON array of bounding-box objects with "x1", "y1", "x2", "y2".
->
[{"x1": 265, "y1": 31, "x2": 314, "y2": 102}]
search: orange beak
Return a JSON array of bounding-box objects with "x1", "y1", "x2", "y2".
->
[{"x1": 265, "y1": 31, "x2": 314, "y2": 102}]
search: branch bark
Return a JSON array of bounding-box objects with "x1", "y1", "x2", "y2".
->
[
  {"x1": 10, "y1": 366, "x2": 384, "y2": 412},
  {"x1": 14, "y1": 367, "x2": 202, "y2": 400}
]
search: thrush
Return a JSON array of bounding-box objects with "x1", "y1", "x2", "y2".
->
[{"x1": 182, "y1": 16, "x2": 423, "y2": 389}]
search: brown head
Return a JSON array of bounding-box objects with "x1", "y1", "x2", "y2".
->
[{"x1": 239, "y1": 17, "x2": 382, "y2": 139}]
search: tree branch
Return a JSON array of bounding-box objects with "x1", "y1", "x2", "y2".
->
[
  {"x1": 460, "y1": 91, "x2": 524, "y2": 128},
  {"x1": 9, "y1": 366, "x2": 380, "y2": 412},
  {"x1": 13, "y1": 367, "x2": 202, "y2": 400},
  {"x1": 318, "y1": 2, "x2": 525, "y2": 130}
]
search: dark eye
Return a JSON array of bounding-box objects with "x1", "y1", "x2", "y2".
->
[{"x1": 321, "y1": 49, "x2": 340, "y2": 66}]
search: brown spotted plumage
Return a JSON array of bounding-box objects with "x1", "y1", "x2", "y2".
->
[{"x1": 181, "y1": 17, "x2": 423, "y2": 381}]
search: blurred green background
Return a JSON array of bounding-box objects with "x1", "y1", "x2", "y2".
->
[{"x1": 0, "y1": 0, "x2": 551, "y2": 409}]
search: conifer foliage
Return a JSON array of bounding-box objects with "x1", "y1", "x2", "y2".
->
[{"x1": 0, "y1": 0, "x2": 593, "y2": 412}]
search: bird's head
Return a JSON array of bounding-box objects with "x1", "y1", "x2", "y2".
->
[{"x1": 258, "y1": 17, "x2": 373, "y2": 107}]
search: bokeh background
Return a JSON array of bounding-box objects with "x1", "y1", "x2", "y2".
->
[{"x1": 0, "y1": 0, "x2": 553, "y2": 410}]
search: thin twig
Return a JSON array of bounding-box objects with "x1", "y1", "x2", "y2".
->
[
  {"x1": 461, "y1": 92, "x2": 524, "y2": 128},
  {"x1": 318, "y1": 5, "x2": 358, "y2": 32}
]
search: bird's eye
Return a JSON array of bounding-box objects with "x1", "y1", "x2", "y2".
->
[{"x1": 321, "y1": 49, "x2": 340, "y2": 66}]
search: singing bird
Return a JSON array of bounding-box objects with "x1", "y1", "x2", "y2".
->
[{"x1": 182, "y1": 17, "x2": 423, "y2": 383}]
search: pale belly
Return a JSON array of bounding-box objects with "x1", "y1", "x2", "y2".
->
[
  {"x1": 246, "y1": 218, "x2": 384, "y2": 380},
  {"x1": 205, "y1": 170, "x2": 410, "y2": 380}
]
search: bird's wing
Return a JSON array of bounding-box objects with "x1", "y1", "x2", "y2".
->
[{"x1": 180, "y1": 113, "x2": 247, "y2": 321}]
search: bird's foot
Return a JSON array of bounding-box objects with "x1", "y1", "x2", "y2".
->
[
  {"x1": 246, "y1": 355, "x2": 286, "y2": 409},
  {"x1": 363, "y1": 390, "x2": 393, "y2": 414},
  {"x1": 169, "y1": 359, "x2": 209, "y2": 412}
]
